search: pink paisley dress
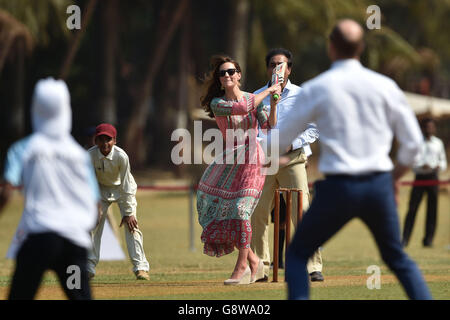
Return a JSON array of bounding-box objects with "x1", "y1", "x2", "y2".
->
[{"x1": 197, "y1": 92, "x2": 271, "y2": 257}]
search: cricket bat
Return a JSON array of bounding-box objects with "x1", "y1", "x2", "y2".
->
[{"x1": 271, "y1": 62, "x2": 287, "y2": 101}]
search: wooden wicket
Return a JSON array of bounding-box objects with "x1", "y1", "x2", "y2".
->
[{"x1": 273, "y1": 188, "x2": 303, "y2": 282}]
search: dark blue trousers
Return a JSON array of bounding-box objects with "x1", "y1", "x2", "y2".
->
[
  {"x1": 286, "y1": 172, "x2": 432, "y2": 300},
  {"x1": 403, "y1": 172, "x2": 439, "y2": 247}
]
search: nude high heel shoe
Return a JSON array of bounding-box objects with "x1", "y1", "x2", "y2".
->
[
  {"x1": 224, "y1": 266, "x2": 251, "y2": 285},
  {"x1": 250, "y1": 259, "x2": 265, "y2": 283}
]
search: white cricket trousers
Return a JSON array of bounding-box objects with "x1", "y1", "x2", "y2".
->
[{"x1": 87, "y1": 199, "x2": 150, "y2": 274}]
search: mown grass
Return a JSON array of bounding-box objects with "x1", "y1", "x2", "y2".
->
[{"x1": 0, "y1": 186, "x2": 448, "y2": 300}]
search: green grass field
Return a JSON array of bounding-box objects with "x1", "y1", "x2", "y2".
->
[{"x1": 0, "y1": 186, "x2": 448, "y2": 300}]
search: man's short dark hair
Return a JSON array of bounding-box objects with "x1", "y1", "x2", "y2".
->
[
  {"x1": 329, "y1": 25, "x2": 364, "y2": 58},
  {"x1": 420, "y1": 117, "x2": 435, "y2": 128},
  {"x1": 265, "y1": 48, "x2": 293, "y2": 68}
]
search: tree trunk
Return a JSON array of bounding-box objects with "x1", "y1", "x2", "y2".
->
[
  {"x1": 124, "y1": 0, "x2": 189, "y2": 168},
  {"x1": 228, "y1": 0, "x2": 250, "y2": 85},
  {"x1": 174, "y1": 3, "x2": 192, "y2": 177},
  {"x1": 98, "y1": 0, "x2": 119, "y2": 124},
  {"x1": 12, "y1": 38, "x2": 25, "y2": 138},
  {"x1": 59, "y1": 0, "x2": 98, "y2": 80},
  {"x1": 0, "y1": 31, "x2": 15, "y2": 75}
]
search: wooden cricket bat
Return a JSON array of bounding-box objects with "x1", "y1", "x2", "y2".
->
[{"x1": 271, "y1": 62, "x2": 287, "y2": 100}]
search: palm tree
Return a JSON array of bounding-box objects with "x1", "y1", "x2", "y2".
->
[
  {"x1": 97, "y1": 0, "x2": 118, "y2": 124},
  {"x1": 0, "y1": 0, "x2": 72, "y2": 138},
  {"x1": 0, "y1": 0, "x2": 72, "y2": 45},
  {"x1": 0, "y1": 10, "x2": 33, "y2": 73},
  {"x1": 227, "y1": 0, "x2": 250, "y2": 84},
  {"x1": 0, "y1": 9, "x2": 33, "y2": 137},
  {"x1": 123, "y1": 0, "x2": 190, "y2": 167},
  {"x1": 59, "y1": 0, "x2": 98, "y2": 80}
]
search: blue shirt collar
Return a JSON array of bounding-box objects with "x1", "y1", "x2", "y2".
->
[
  {"x1": 267, "y1": 79, "x2": 293, "y2": 94},
  {"x1": 283, "y1": 79, "x2": 294, "y2": 93}
]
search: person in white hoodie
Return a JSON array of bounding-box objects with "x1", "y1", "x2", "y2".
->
[{"x1": 0, "y1": 78, "x2": 100, "y2": 300}]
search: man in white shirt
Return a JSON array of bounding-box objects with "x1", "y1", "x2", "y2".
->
[
  {"x1": 251, "y1": 48, "x2": 323, "y2": 282},
  {"x1": 0, "y1": 78, "x2": 100, "y2": 299},
  {"x1": 87, "y1": 123, "x2": 150, "y2": 280},
  {"x1": 402, "y1": 118, "x2": 447, "y2": 247},
  {"x1": 270, "y1": 19, "x2": 432, "y2": 299}
]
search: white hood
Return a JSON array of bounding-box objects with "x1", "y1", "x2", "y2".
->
[{"x1": 31, "y1": 78, "x2": 72, "y2": 137}]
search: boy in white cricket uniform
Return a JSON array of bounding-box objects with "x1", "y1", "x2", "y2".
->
[{"x1": 87, "y1": 123, "x2": 150, "y2": 280}]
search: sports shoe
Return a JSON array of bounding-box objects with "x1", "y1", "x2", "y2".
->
[
  {"x1": 256, "y1": 275, "x2": 269, "y2": 283},
  {"x1": 135, "y1": 270, "x2": 150, "y2": 280},
  {"x1": 309, "y1": 271, "x2": 324, "y2": 282},
  {"x1": 87, "y1": 272, "x2": 95, "y2": 280}
]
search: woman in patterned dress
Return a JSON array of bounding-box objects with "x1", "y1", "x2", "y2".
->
[{"x1": 197, "y1": 55, "x2": 281, "y2": 285}]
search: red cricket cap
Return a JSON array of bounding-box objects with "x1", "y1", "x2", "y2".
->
[{"x1": 95, "y1": 123, "x2": 117, "y2": 138}]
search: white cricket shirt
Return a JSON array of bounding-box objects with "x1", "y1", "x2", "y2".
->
[
  {"x1": 88, "y1": 145, "x2": 137, "y2": 214},
  {"x1": 413, "y1": 136, "x2": 447, "y2": 174}
]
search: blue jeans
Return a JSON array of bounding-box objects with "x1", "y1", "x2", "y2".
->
[{"x1": 286, "y1": 172, "x2": 432, "y2": 300}]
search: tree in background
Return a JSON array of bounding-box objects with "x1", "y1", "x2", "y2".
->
[
  {"x1": 0, "y1": 9, "x2": 33, "y2": 139},
  {"x1": 0, "y1": 0, "x2": 449, "y2": 174},
  {"x1": 0, "y1": 0, "x2": 71, "y2": 159}
]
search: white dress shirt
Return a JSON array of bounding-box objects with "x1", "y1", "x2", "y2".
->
[
  {"x1": 270, "y1": 59, "x2": 423, "y2": 175},
  {"x1": 413, "y1": 136, "x2": 447, "y2": 174},
  {"x1": 254, "y1": 80, "x2": 319, "y2": 157},
  {"x1": 88, "y1": 145, "x2": 137, "y2": 214}
]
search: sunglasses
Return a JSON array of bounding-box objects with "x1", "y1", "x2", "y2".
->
[{"x1": 219, "y1": 68, "x2": 237, "y2": 77}]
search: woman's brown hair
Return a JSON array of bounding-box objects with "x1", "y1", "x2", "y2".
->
[{"x1": 200, "y1": 55, "x2": 241, "y2": 118}]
